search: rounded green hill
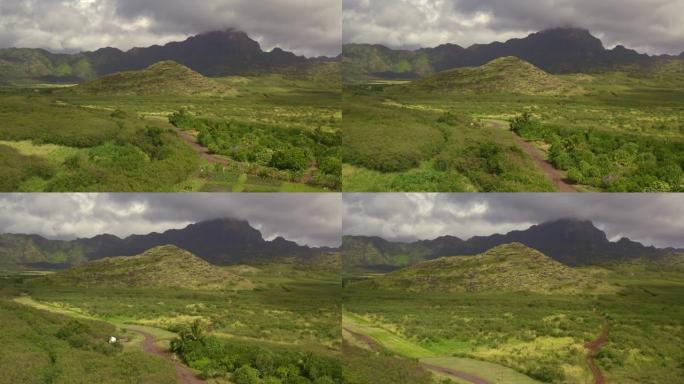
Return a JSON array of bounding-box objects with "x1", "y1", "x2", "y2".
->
[
  {"x1": 367, "y1": 243, "x2": 613, "y2": 294},
  {"x1": 71, "y1": 60, "x2": 230, "y2": 96},
  {"x1": 44, "y1": 245, "x2": 252, "y2": 290},
  {"x1": 406, "y1": 56, "x2": 582, "y2": 95}
]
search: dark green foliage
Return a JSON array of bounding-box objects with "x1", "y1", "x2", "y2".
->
[
  {"x1": 511, "y1": 113, "x2": 684, "y2": 191},
  {"x1": 169, "y1": 110, "x2": 340, "y2": 188},
  {"x1": 171, "y1": 322, "x2": 342, "y2": 383}
]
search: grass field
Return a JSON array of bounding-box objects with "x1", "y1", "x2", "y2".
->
[
  {"x1": 0, "y1": 71, "x2": 340, "y2": 192},
  {"x1": 342, "y1": 63, "x2": 684, "y2": 192},
  {"x1": 342, "y1": 263, "x2": 684, "y2": 383},
  {"x1": 0, "y1": 260, "x2": 342, "y2": 383}
]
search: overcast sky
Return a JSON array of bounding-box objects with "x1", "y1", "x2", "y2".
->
[
  {"x1": 343, "y1": 0, "x2": 684, "y2": 55},
  {"x1": 0, "y1": 0, "x2": 341, "y2": 57},
  {"x1": 343, "y1": 194, "x2": 684, "y2": 248},
  {"x1": 0, "y1": 194, "x2": 341, "y2": 247}
]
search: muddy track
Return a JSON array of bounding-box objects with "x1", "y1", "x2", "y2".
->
[
  {"x1": 138, "y1": 330, "x2": 205, "y2": 384},
  {"x1": 343, "y1": 327, "x2": 491, "y2": 384},
  {"x1": 585, "y1": 323, "x2": 610, "y2": 384},
  {"x1": 487, "y1": 120, "x2": 577, "y2": 192}
]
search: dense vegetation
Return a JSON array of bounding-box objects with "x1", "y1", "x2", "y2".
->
[
  {"x1": 171, "y1": 321, "x2": 342, "y2": 383},
  {"x1": 343, "y1": 264, "x2": 684, "y2": 384},
  {"x1": 510, "y1": 112, "x2": 684, "y2": 191},
  {"x1": 0, "y1": 68, "x2": 340, "y2": 192},
  {"x1": 343, "y1": 58, "x2": 684, "y2": 192},
  {"x1": 170, "y1": 109, "x2": 341, "y2": 189}
]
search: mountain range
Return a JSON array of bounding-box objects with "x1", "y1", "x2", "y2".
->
[
  {"x1": 0, "y1": 218, "x2": 327, "y2": 270},
  {"x1": 343, "y1": 27, "x2": 684, "y2": 80},
  {"x1": 0, "y1": 29, "x2": 336, "y2": 83},
  {"x1": 343, "y1": 218, "x2": 680, "y2": 272}
]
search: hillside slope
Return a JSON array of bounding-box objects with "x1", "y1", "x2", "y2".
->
[
  {"x1": 407, "y1": 57, "x2": 581, "y2": 95},
  {"x1": 71, "y1": 61, "x2": 228, "y2": 96},
  {"x1": 368, "y1": 243, "x2": 610, "y2": 294},
  {"x1": 45, "y1": 245, "x2": 251, "y2": 289}
]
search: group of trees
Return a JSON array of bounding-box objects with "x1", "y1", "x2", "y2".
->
[
  {"x1": 171, "y1": 321, "x2": 342, "y2": 384},
  {"x1": 170, "y1": 110, "x2": 341, "y2": 188},
  {"x1": 510, "y1": 112, "x2": 684, "y2": 192}
]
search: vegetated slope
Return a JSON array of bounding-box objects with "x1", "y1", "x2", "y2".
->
[
  {"x1": 71, "y1": 61, "x2": 228, "y2": 96},
  {"x1": 44, "y1": 245, "x2": 251, "y2": 289},
  {"x1": 407, "y1": 57, "x2": 581, "y2": 95},
  {"x1": 368, "y1": 243, "x2": 608, "y2": 294}
]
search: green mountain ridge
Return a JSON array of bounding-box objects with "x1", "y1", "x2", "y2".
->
[
  {"x1": 43, "y1": 245, "x2": 253, "y2": 290},
  {"x1": 360, "y1": 243, "x2": 613, "y2": 294},
  {"x1": 406, "y1": 56, "x2": 582, "y2": 95},
  {"x1": 70, "y1": 61, "x2": 229, "y2": 96}
]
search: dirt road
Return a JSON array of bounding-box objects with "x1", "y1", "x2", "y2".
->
[
  {"x1": 343, "y1": 327, "x2": 491, "y2": 384},
  {"x1": 585, "y1": 323, "x2": 610, "y2": 384},
  {"x1": 486, "y1": 120, "x2": 577, "y2": 192},
  {"x1": 138, "y1": 330, "x2": 205, "y2": 384}
]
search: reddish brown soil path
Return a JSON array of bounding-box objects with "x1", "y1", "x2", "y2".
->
[
  {"x1": 174, "y1": 128, "x2": 230, "y2": 165},
  {"x1": 343, "y1": 327, "x2": 491, "y2": 384},
  {"x1": 585, "y1": 323, "x2": 610, "y2": 384},
  {"x1": 138, "y1": 330, "x2": 205, "y2": 384},
  {"x1": 486, "y1": 120, "x2": 577, "y2": 192}
]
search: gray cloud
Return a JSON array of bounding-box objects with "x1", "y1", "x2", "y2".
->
[
  {"x1": 343, "y1": 0, "x2": 684, "y2": 55},
  {"x1": 343, "y1": 193, "x2": 684, "y2": 248},
  {"x1": 0, "y1": 193, "x2": 342, "y2": 247},
  {"x1": 0, "y1": 0, "x2": 341, "y2": 57}
]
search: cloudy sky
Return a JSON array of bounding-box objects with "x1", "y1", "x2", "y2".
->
[
  {"x1": 0, "y1": 194, "x2": 341, "y2": 247},
  {"x1": 343, "y1": 0, "x2": 684, "y2": 55},
  {"x1": 344, "y1": 194, "x2": 684, "y2": 248},
  {"x1": 0, "y1": 0, "x2": 341, "y2": 57}
]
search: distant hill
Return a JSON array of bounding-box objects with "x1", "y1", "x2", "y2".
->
[
  {"x1": 343, "y1": 27, "x2": 683, "y2": 80},
  {"x1": 71, "y1": 61, "x2": 229, "y2": 96},
  {"x1": 343, "y1": 218, "x2": 676, "y2": 272},
  {"x1": 362, "y1": 243, "x2": 609, "y2": 294},
  {"x1": 406, "y1": 56, "x2": 581, "y2": 95},
  {"x1": 0, "y1": 29, "x2": 336, "y2": 83},
  {"x1": 0, "y1": 218, "x2": 325, "y2": 270},
  {"x1": 44, "y1": 245, "x2": 252, "y2": 289}
]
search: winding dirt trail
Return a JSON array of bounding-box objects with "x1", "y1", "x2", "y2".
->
[
  {"x1": 138, "y1": 330, "x2": 205, "y2": 384},
  {"x1": 343, "y1": 327, "x2": 491, "y2": 384},
  {"x1": 174, "y1": 128, "x2": 230, "y2": 165},
  {"x1": 486, "y1": 120, "x2": 577, "y2": 192},
  {"x1": 585, "y1": 323, "x2": 610, "y2": 384}
]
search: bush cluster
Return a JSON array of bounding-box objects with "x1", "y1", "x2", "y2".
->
[{"x1": 510, "y1": 112, "x2": 684, "y2": 191}]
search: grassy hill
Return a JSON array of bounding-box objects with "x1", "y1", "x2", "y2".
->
[
  {"x1": 367, "y1": 243, "x2": 612, "y2": 294},
  {"x1": 406, "y1": 56, "x2": 581, "y2": 95},
  {"x1": 45, "y1": 245, "x2": 252, "y2": 290},
  {"x1": 71, "y1": 61, "x2": 229, "y2": 96}
]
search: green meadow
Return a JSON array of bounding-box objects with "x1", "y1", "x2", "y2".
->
[
  {"x1": 342, "y1": 263, "x2": 684, "y2": 384},
  {"x1": 0, "y1": 68, "x2": 341, "y2": 192},
  {"x1": 0, "y1": 260, "x2": 342, "y2": 383},
  {"x1": 342, "y1": 60, "x2": 684, "y2": 192}
]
